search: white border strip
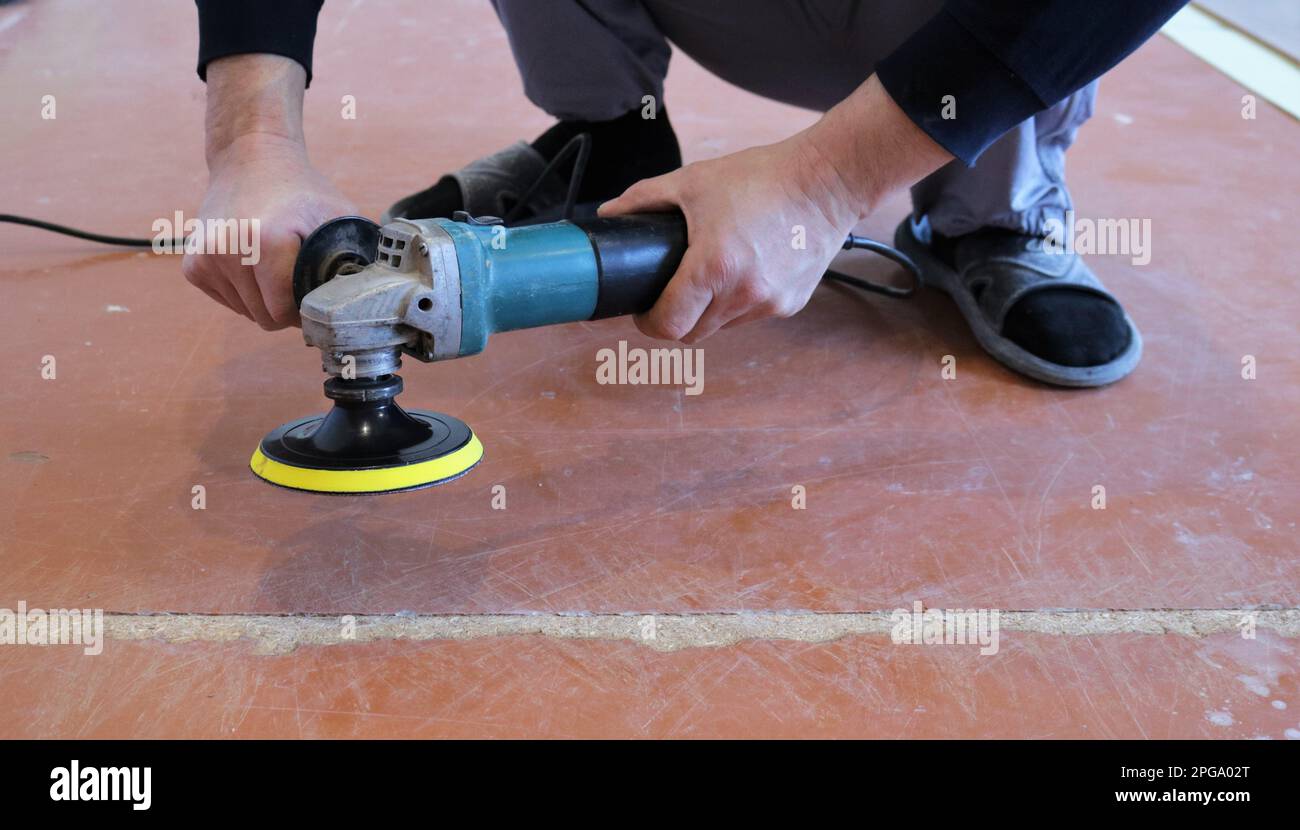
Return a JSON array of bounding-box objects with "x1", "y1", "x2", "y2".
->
[{"x1": 1163, "y1": 5, "x2": 1300, "y2": 119}]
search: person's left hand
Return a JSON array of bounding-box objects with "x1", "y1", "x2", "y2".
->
[{"x1": 598, "y1": 135, "x2": 862, "y2": 344}]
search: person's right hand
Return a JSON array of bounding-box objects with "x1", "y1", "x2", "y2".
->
[{"x1": 182, "y1": 134, "x2": 357, "y2": 330}]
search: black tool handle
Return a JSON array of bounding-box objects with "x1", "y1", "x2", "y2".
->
[{"x1": 575, "y1": 213, "x2": 688, "y2": 320}]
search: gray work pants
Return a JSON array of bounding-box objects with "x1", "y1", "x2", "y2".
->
[{"x1": 491, "y1": 0, "x2": 1096, "y2": 237}]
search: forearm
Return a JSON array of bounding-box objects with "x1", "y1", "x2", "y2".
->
[
  {"x1": 204, "y1": 54, "x2": 308, "y2": 168},
  {"x1": 875, "y1": 1, "x2": 1188, "y2": 163},
  {"x1": 796, "y1": 74, "x2": 953, "y2": 225}
]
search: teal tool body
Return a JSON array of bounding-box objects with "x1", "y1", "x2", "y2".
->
[{"x1": 293, "y1": 211, "x2": 688, "y2": 376}]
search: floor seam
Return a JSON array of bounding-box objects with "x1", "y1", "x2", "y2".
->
[{"x1": 96, "y1": 608, "x2": 1300, "y2": 654}]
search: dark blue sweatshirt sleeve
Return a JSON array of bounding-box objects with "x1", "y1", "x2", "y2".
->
[
  {"x1": 196, "y1": 0, "x2": 324, "y2": 85},
  {"x1": 876, "y1": 1, "x2": 1189, "y2": 164}
]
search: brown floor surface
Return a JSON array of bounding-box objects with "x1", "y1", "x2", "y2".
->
[
  {"x1": 0, "y1": 0, "x2": 1297, "y2": 738},
  {"x1": 1, "y1": 631, "x2": 1296, "y2": 739}
]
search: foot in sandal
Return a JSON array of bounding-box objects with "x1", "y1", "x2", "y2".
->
[{"x1": 895, "y1": 216, "x2": 1142, "y2": 388}]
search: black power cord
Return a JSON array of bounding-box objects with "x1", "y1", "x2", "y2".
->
[
  {"x1": 502, "y1": 132, "x2": 592, "y2": 225},
  {"x1": 827, "y1": 234, "x2": 920, "y2": 298},
  {"x1": 0, "y1": 213, "x2": 173, "y2": 247}
]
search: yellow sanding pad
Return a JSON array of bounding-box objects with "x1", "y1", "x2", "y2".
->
[
  {"x1": 250, "y1": 434, "x2": 482, "y2": 494},
  {"x1": 250, "y1": 409, "x2": 482, "y2": 495}
]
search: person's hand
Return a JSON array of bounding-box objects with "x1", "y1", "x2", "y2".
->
[
  {"x1": 599, "y1": 74, "x2": 953, "y2": 343},
  {"x1": 598, "y1": 137, "x2": 860, "y2": 343},
  {"x1": 182, "y1": 134, "x2": 357, "y2": 329},
  {"x1": 183, "y1": 53, "x2": 357, "y2": 330}
]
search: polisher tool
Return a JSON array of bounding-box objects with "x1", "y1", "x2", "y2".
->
[
  {"x1": 250, "y1": 210, "x2": 919, "y2": 494},
  {"x1": 250, "y1": 211, "x2": 692, "y2": 493}
]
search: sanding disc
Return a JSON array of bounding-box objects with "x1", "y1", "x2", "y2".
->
[
  {"x1": 250, "y1": 377, "x2": 482, "y2": 494},
  {"x1": 251, "y1": 410, "x2": 482, "y2": 494}
]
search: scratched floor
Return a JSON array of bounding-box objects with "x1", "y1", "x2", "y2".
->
[{"x1": 0, "y1": 0, "x2": 1297, "y2": 738}]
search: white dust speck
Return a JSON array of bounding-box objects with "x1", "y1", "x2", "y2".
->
[
  {"x1": 1113, "y1": 113, "x2": 1134, "y2": 125},
  {"x1": 1206, "y1": 711, "x2": 1234, "y2": 727},
  {"x1": 1237, "y1": 674, "x2": 1270, "y2": 696},
  {"x1": 105, "y1": 305, "x2": 130, "y2": 313},
  {"x1": 1272, "y1": 700, "x2": 1287, "y2": 710},
  {"x1": 1284, "y1": 728, "x2": 1300, "y2": 740}
]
